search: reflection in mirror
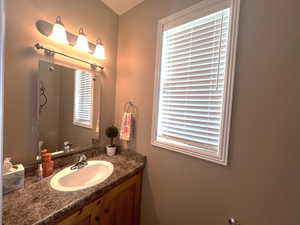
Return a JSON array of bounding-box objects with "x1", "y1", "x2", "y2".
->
[{"x1": 38, "y1": 61, "x2": 100, "y2": 154}]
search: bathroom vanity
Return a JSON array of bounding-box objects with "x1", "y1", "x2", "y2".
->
[{"x1": 3, "y1": 150, "x2": 146, "y2": 225}]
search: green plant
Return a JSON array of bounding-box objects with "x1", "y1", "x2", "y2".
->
[{"x1": 105, "y1": 125, "x2": 119, "y2": 147}]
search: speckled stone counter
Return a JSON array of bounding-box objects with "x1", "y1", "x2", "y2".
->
[{"x1": 3, "y1": 150, "x2": 146, "y2": 225}]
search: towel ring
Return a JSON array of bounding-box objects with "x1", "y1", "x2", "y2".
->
[{"x1": 124, "y1": 101, "x2": 137, "y2": 115}]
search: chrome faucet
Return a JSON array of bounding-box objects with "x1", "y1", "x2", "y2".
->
[{"x1": 71, "y1": 154, "x2": 88, "y2": 170}]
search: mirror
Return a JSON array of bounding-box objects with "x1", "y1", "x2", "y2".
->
[{"x1": 38, "y1": 61, "x2": 101, "y2": 153}]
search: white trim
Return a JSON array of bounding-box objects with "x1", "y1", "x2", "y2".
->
[
  {"x1": 73, "y1": 120, "x2": 93, "y2": 129},
  {"x1": 162, "y1": 0, "x2": 230, "y2": 31},
  {"x1": 0, "y1": 0, "x2": 5, "y2": 222},
  {"x1": 151, "y1": 0, "x2": 240, "y2": 165},
  {"x1": 218, "y1": 0, "x2": 240, "y2": 166}
]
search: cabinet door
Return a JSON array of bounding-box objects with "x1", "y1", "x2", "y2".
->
[
  {"x1": 57, "y1": 198, "x2": 103, "y2": 225},
  {"x1": 97, "y1": 173, "x2": 142, "y2": 225}
]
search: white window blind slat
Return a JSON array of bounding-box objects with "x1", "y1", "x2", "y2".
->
[
  {"x1": 161, "y1": 132, "x2": 219, "y2": 148},
  {"x1": 164, "y1": 65, "x2": 226, "y2": 76},
  {"x1": 163, "y1": 86, "x2": 224, "y2": 93},
  {"x1": 164, "y1": 53, "x2": 227, "y2": 68},
  {"x1": 74, "y1": 70, "x2": 93, "y2": 128},
  {"x1": 166, "y1": 20, "x2": 229, "y2": 44},
  {"x1": 162, "y1": 101, "x2": 223, "y2": 107},
  {"x1": 166, "y1": 30, "x2": 229, "y2": 50},
  {"x1": 164, "y1": 45, "x2": 228, "y2": 61},
  {"x1": 164, "y1": 72, "x2": 224, "y2": 80},
  {"x1": 161, "y1": 128, "x2": 220, "y2": 142},
  {"x1": 165, "y1": 46, "x2": 227, "y2": 60},
  {"x1": 160, "y1": 115, "x2": 221, "y2": 129},
  {"x1": 162, "y1": 92, "x2": 223, "y2": 96},
  {"x1": 162, "y1": 96, "x2": 223, "y2": 101},
  {"x1": 163, "y1": 78, "x2": 224, "y2": 86},
  {"x1": 161, "y1": 112, "x2": 222, "y2": 123},
  {"x1": 160, "y1": 120, "x2": 220, "y2": 131},
  {"x1": 157, "y1": 7, "x2": 230, "y2": 152},
  {"x1": 166, "y1": 29, "x2": 229, "y2": 46},
  {"x1": 164, "y1": 60, "x2": 226, "y2": 71},
  {"x1": 162, "y1": 111, "x2": 222, "y2": 120},
  {"x1": 163, "y1": 88, "x2": 224, "y2": 93},
  {"x1": 165, "y1": 39, "x2": 228, "y2": 56}
]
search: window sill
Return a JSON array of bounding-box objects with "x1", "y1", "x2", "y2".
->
[
  {"x1": 73, "y1": 121, "x2": 93, "y2": 129},
  {"x1": 151, "y1": 139, "x2": 228, "y2": 166}
]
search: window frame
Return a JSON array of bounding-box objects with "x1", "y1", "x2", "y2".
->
[
  {"x1": 73, "y1": 70, "x2": 94, "y2": 129},
  {"x1": 151, "y1": 0, "x2": 240, "y2": 165}
]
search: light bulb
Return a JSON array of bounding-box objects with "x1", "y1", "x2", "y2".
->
[
  {"x1": 93, "y1": 39, "x2": 106, "y2": 59},
  {"x1": 49, "y1": 16, "x2": 69, "y2": 45},
  {"x1": 74, "y1": 28, "x2": 90, "y2": 52}
]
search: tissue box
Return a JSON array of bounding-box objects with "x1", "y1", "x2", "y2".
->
[{"x1": 3, "y1": 164, "x2": 24, "y2": 194}]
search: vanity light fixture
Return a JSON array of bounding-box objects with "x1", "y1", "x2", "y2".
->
[
  {"x1": 35, "y1": 17, "x2": 105, "y2": 70},
  {"x1": 49, "y1": 16, "x2": 69, "y2": 45},
  {"x1": 93, "y1": 39, "x2": 106, "y2": 60},
  {"x1": 74, "y1": 28, "x2": 91, "y2": 53}
]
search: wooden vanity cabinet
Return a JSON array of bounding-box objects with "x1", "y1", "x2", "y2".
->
[{"x1": 56, "y1": 172, "x2": 142, "y2": 225}]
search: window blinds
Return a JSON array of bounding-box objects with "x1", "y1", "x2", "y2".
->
[
  {"x1": 157, "y1": 8, "x2": 230, "y2": 152},
  {"x1": 74, "y1": 70, "x2": 93, "y2": 128}
]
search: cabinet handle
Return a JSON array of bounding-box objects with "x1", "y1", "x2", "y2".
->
[
  {"x1": 104, "y1": 209, "x2": 109, "y2": 214},
  {"x1": 78, "y1": 208, "x2": 83, "y2": 216},
  {"x1": 97, "y1": 199, "x2": 102, "y2": 205},
  {"x1": 95, "y1": 216, "x2": 101, "y2": 221}
]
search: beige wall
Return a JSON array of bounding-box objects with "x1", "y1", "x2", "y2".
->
[
  {"x1": 4, "y1": 0, "x2": 119, "y2": 164},
  {"x1": 115, "y1": 0, "x2": 300, "y2": 225}
]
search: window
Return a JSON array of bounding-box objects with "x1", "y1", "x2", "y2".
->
[
  {"x1": 73, "y1": 70, "x2": 94, "y2": 128},
  {"x1": 152, "y1": 0, "x2": 240, "y2": 165}
]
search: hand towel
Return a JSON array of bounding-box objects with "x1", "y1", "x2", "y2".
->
[{"x1": 120, "y1": 112, "x2": 132, "y2": 141}]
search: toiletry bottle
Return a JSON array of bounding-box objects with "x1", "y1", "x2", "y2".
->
[{"x1": 41, "y1": 150, "x2": 54, "y2": 177}]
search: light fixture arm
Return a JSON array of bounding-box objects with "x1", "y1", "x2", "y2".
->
[{"x1": 34, "y1": 43, "x2": 104, "y2": 70}]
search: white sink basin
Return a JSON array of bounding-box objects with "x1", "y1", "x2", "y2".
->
[{"x1": 50, "y1": 160, "x2": 114, "y2": 192}]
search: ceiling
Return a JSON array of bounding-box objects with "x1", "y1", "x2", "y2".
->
[{"x1": 101, "y1": 0, "x2": 145, "y2": 15}]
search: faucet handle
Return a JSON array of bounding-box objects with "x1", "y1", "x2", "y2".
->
[
  {"x1": 79, "y1": 154, "x2": 87, "y2": 162},
  {"x1": 228, "y1": 217, "x2": 240, "y2": 225}
]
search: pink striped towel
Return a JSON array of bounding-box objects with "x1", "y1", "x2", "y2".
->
[{"x1": 120, "y1": 112, "x2": 132, "y2": 141}]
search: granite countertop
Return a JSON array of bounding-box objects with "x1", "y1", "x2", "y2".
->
[{"x1": 3, "y1": 150, "x2": 146, "y2": 225}]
